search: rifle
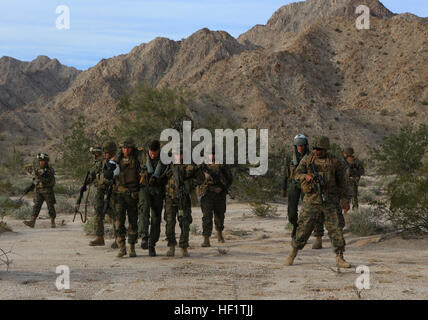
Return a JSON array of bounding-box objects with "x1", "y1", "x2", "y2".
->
[
  {"x1": 18, "y1": 183, "x2": 35, "y2": 201},
  {"x1": 309, "y1": 162, "x2": 326, "y2": 205},
  {"x1": 103, "y1": 180, "x2": 114, "y2": 215},
  {"x1": 73, "y1": 171, "x2": 90, "y2": 222},
  {"x1": 200, "y1": 164, "x2": 234, "y2": 199}
]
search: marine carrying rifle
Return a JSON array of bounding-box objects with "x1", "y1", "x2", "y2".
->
[
  {"x1": 309, "y1": 162, "x2": 326, "y2": 205},
  {"x1": 200, "y1": 163, "x2": 234, "y2": 199},
  {"x1": 18, "y1": 183, "x2": 35, "y2": 201},
  {"x1": 73, "y1": 171, "x2": 90, "y2": 222}
]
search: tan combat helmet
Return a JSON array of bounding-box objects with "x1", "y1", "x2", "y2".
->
[
  {"x1": 102, "y1": 141, "x2": 117, "y2": 154},
  {"x1": 344, "y1": 147, "x2": 354, "y2": 156},
  {"x1": 120, "y1": 137, "x2": 136, "y2": 148},
  {"x1": 312, "y1": 136, "x2": 330, "y2": 150},
  {"x1": 89, "y1": 146, "x2": 103, "y2": 154}
]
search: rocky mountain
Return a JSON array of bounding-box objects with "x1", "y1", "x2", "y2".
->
[{"x1": 0, "y1": 0, "x2": 426, "y2": 157}]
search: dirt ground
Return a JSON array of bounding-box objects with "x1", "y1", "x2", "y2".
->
[{"x1": 1, "y1": 201, "x2": 427, "y2": 300}]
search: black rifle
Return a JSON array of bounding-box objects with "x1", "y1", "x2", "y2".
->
[
  {"x1": 310, "y1": 162, "x2": 326, "y2": 205},
  {"x1": 200, "y1": 164, "x2": 234, "y2": 199},
  {"x1": 103, "y1": 180, "x2": 114, "y2": 215},
  {"x1": 18, "y1": 183, "x2": 35, "y2": 201},
  {"x1": 73, "y1": 171, "x2": 90, "y2": 222}
]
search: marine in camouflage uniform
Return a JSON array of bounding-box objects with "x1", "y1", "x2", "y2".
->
[
  {"x1": 23, "y1": 153, "x2": 57, "y2": 228},
  {"x1": 164, "y1": 147, "x2": 204, "y2": 257},
  {"x1": 285, "y1": 136, "x2": 352, "y2": 268},
  {"x1": 87, "y1": 143, "x2": 118, "y2": 248},
  {"x1": 114, "y1": 137, "x2": 142, "y2": 258},
  {"x1": 199, "y1": 148, "x2": 233, "y2": 247},
  {"x1": 343, "y1": 147, "x2": 365, "y2": 210},
  {"x1": 138, "y1": 140, "x2": 168, "y2": 257}
]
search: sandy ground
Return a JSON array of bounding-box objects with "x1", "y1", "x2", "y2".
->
[{"x1": 1, "y1": 200, "x2": 427, "y2": 300}]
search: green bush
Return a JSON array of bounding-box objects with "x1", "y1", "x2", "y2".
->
[
  {"x1": 359, "y1": 190, "x2": 376, "y2": 203},
  {"x1": 11, "y1": 205, "x2": 33, "y2": 220},
  {"x1": 346, "y1": 208, "x2": 383, "y2": 236},
  {"x1": 249, "y1": 202, "x2": 279, "y2": 218},
  {"x1": 369, "y1": 124, "x2": 428, "y2": 175},
  {"x1": 54, "y1": 183, "x2": 79, "y2": 196},
  {"x1": 55, "y1": 196, "x2": 75, "y2": 214}
]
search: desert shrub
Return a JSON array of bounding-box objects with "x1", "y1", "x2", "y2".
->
[
  {"x1": 11, "y1": 204, "x2": 33, "y2": 220},
  {"x1": 346, "y1": 207, "x2": 383, "y2": 236},
  {"x1": 359, "y1": 189, "x2": 376, "y2": 203},
  {"x1": 54, "y1": 183, "x2": 79, "y2": 196},
  {"x1": 55, "y1": 196, "x2": 75, "y2": 214},
  {"x1": 0, "y1": 148, "x2": 25, "y2": 173},
  {"x1": 369, "y1": 124, "x2": 428, "y2": 175},
  {"x1": 83, "y1": 217, "x2": 96, "y2": 235},
  {"x1": 0, "y1": 221, "x2": 12, "y2": 234},
  {"x1": 249, "y1": 202, "x2": 279, "y2": 218},
  {"x1": 190, "y1": 224, "x2": 202, "y2": 235}
]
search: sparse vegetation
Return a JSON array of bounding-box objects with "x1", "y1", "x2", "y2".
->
[
  {"x1": 190, "y1": 224, "x2": 202, "y2": 235},
  {"x1": 346, "y1": 207, "x2": 383, "y2": 236},
  {"x1": 83, "y1": 217, "x2": 96, "y2": 235}
]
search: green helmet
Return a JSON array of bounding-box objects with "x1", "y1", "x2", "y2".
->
[
  {"x1": 89, "y1": 146, "x2": 103, "y2": 154},
  {"x1": 103, "y1": 141, "x2": 117, "y2": 154},
  {"x1": 36, "y1": 153, "x2": 49, "y2": 161},
  {"x1": 120, "y1": 137, "x2": 136, "y2": 148},
  {"x1": 344, "y1": 147, "x2": 354, "y2": 156},
  {"x1": 312, "y1": 136, "x2": 330, "y2": 150}
]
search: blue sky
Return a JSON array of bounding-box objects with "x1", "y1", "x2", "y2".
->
[{"x1": 0, "y1": 0, "x2": 426, "y2": 70}]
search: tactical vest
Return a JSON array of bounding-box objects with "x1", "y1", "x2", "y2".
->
[
  {"x1": 308, "y1": 153, "x2": 338, "y2": 193},
  {"x1": 117, "y1": 156, "x2": 140, "y2": 191}
]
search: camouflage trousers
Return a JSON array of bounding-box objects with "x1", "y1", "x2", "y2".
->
[
  {"x1": 200, "y1": 191, "x2": 226, "y2": 237},
  {"x1": 33, "y1": 191, "x2": 56, "y2": 219},
  {"x1": 138, "y1": 187, "x2": 164, "y2": 247},
  {"x1": 292, "y1": 201, "x2": 346, "y2": 254},
  {"x1": 313, "y1": 202, "x2": 345, "y2": 236},
  {"x1": 164, "y1": 195, "x2": 192, "y2": 249},
  {"x1": 114, "y1": 190, "x2": 139, "y2": 245},
  {"x1": 93, "y1": 188, "x2": 116, "y2": 237},
  {"x1": 287, "y1": 182, "x2": 324, "y2": 238},
  {"x1": 350, "y1": 180, "x2": 359, "y2": 209}
]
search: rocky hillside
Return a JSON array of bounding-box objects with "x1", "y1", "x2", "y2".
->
[{"x1": 0, "y1": 0, "x2": 426, "y2": 157}]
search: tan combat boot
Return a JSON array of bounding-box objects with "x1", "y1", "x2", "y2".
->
[
  {"x1": 166, "y1": 246, "x2": 175, "y2": 257},
  {"x1": 23, "y1": 216, "x2": 36, "y2": 228},
  {"x1": 285, "y1": 248, "x2": 299, "y2": 266},
  {"x1": 50, "y1": 218, "x2": 56, "y2": 228},
  {"x1": 201, "y1": 236, "x2": 211, "y2": 247},
  {"x1": 217, "y1": 230, "x2": 225, "y2": 243},
  {"x1": 181, "y1": 247, "x2": 189, "y2": 257},
  {"x1": 116, "y1": 242, "x2": 127, "y2": 258},
  {"x1": 312, "y1": 236, "x2": 323, "y2": 249},
  {"x1": 129, "y1": 244, "x2": 136, "y2": 257},
  {"x1": 336, "y1": 252, "x2": 351, "y2": 268},
  {"x1": 89, "y1": 236, "x2": 105, "y2": 246}
]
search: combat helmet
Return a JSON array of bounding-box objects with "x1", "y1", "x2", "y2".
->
[
  {"x1": 344, "y1": 147, "x2": 354, "y2": 156},
  {"x1": 312, "y1": 136, "x2": 330, "y2": 150},
  {"x1": 102, "y1": 141, "x2": 117, "y2": 154},
  {"x1": 36, "y1": 153, "x2": 50, "y2": 161},
  {"x1": 120, "y1": 137, "x2": 136, "y2": 148},
  {"x1": 293, "y1": 134, "x2": 308, "y2": 146},
  {"x1": 89, "y1": 146, "x2": 103, "y2": 154}
]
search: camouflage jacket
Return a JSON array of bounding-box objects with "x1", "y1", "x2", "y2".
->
[
  {"x1": 34, "y1": 165, "x2": 56, "y2": 193},
  {"x1": 343, "y1": 156, "x2": 365, "y2": 181},
  {"x1": 139, "y1": 151, "x2": 168, "y2": 189},
  {"x1": 87, "y1": 159, "x2": 110, "y2": 190},
  {"x1": 114, "y1": 154, "x2": 141, "y2": 193},
  {"x1": 199, "y1": 163, "x2": 233, "y2": 196},
  {"x1": 295, "y1": 152, "x2": 351, "y2": 205},
  {"x1": 165, "y1": 164, "x2": 204, "y2": 200},
  {"x1": 280, "y1": 148, "x2": 309, "y2": 191}
]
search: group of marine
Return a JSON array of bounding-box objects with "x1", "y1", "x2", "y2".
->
[{"x1": 21, "y1": 134, "x2": 365, "y2": 269}]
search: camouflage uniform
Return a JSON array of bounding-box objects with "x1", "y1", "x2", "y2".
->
[
  {"x1": 138, "y1": 151, "x2": 168, "y2": 250},
  {"x1": 343, "y1": 148, "x2": 365, "y2": 209},
  {"x1": 199, "y1": 164, "x2": 233, "y2": 241},
  {"x1": 285, "y1": 136, "x2": 352, "y2": 268},
  {"x1": 23, "y1": 153, "x2": 56, "y2": 228},
  {"x1": 292, "y1": 149, "x2": 351, "y2": 254},
  {"x1": 87, "y1": 155, "x2": 117, "y2": 240},
  {"x1": 114, "y1": 140, "x2": 141, "y2": 256},
  {"x1": 164, "y1": 164, "x2": 204, "y2": 252}
]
